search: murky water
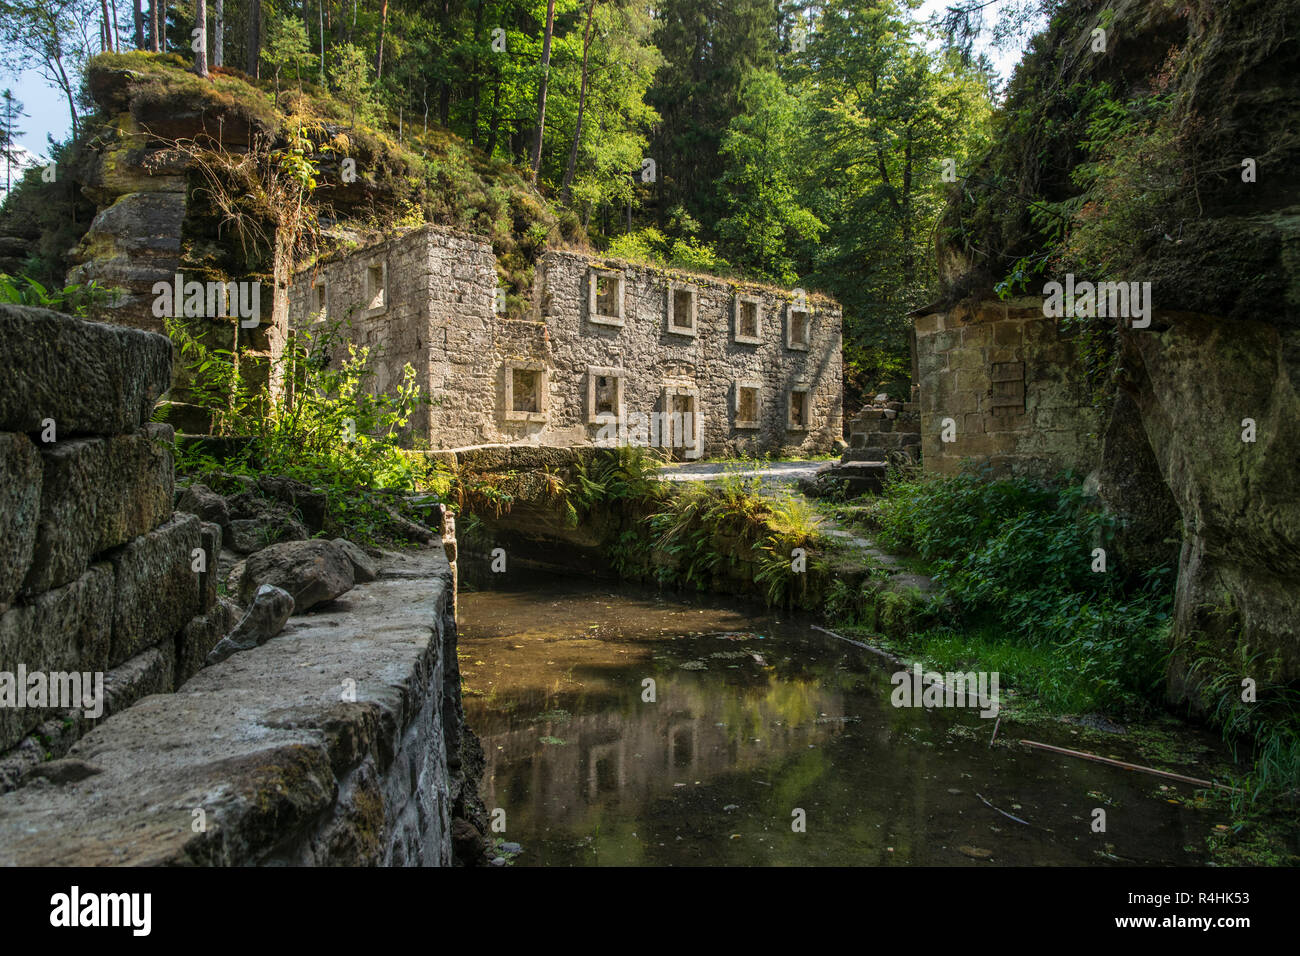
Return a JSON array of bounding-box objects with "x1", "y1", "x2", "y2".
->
[{"x1": 460, "y1": 572, "x2": 1215, "y2": 866}]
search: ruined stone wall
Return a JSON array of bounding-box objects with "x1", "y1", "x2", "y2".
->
[
  {"x1": 913, "y1": 298, "x2": 1102, "y2": 477},
  {"x1": 537, "y1": 251, "x2": 843, "y2": 458},
  {"x1": 290, "y1": 228, "x2": 844, "y2": 457},
  {"x1": 0, "y1": 304, "x2": 222, "y2": 790},
  {"x1": 0, "y1": 305, "x2": 473, "y2": 865}
]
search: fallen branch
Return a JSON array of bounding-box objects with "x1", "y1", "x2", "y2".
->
[
  {"x1": 975, "y1": 792, "x2": 1043, "y2": 830},
  {"x1": 1019, "y1": 739, "x2": 1238, "y2": 792}
]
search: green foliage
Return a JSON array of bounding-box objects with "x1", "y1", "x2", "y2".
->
[
  {"x1": 166, "y1": 315, "x2": 430, "y2": 545},
  {"x1": 864, "y1": 469, "x2": 1174, "y2": 716},
  {"x1": 329, "y1": 42, "x2": 381, "y2": 129},
  {"x1": 717, "y1": 68, "x2": 824, "y2": 283},
  {"x1": 261, "y1": 13, "x2": 318, "y2": 107},
  {"x1": 0, "y1": 273, "x2": 117, "y2": 315},
  {"x1": 1185, "y1": 635, "x2": 1300, "y2": 807}
]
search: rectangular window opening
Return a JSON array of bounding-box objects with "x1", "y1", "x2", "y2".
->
[
  {"x1": 789, "y1": 390, "x2": 810, "y2": 429},
  {"x1": 596, "y1": 275, "x2": 619, "y2": 316},
  {"x1": 511, "y1": 368, "x2": 540, "y2": 413},
  {"x1": 594, "y1": 375, "x2": 618, "y2": 417},
  {"x1": 790, "y1": 309, "x2": 809, "y2": 347},
  {"x1": 737, "y1": 386, "x2": 760, "y2": 425},
  {"x1": 740, "y1": 301, "x2": 759, "y2": 339},
  {"x1": 365, "y1": 264, "x2": 385, "y2": 312},
  {"x1": 671, "y1": 288, "x2": 694, "y2": 330}
]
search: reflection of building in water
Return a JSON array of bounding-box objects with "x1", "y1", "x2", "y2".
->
[{"x1": 473, "y1": 675, "x2": 854, "y2": 827}]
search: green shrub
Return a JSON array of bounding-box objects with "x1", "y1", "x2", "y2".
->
[
  {"x1": 166, "y1": 316, "x2": 431, "y2": 544},
  {"x1": 866, "y1": 469, "x2": 1173, "y2": 715}
]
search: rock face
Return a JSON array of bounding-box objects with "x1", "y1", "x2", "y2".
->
[
  {"x1": 207, "y1": 585, "x2": 295, "y2": 664},
  {"x1": 919, "y1": 0, "x2": 1300, "y2": 694},
  {"x1": 0, "y1": 304, "x2": 172, "y2": 436},
  {"x1": 238, "y1": 540, "x2": 355, "y2": 612},
  {"x1": 332, "y1": 538, "x2": 380, "y2": 583},
  {"x1": 177, "y1": 483, "x2": 231, "y2": 531},
  {"x1": 0, "y1": 433, "x2": 41, "y2": 609},
  {"x1": 22, "y1": 424, "x2": 175, "y2": 594}
]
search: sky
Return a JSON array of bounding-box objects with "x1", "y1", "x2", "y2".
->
[{"x1": 3, "y1": 0, "x2": 1030, "y2": 159}]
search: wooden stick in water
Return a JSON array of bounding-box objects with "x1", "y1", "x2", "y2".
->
[{"x1": 1019, "y1": 739, "x2": 1238, "y2": 792}]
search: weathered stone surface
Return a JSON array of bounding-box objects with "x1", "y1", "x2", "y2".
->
[
  {"x1": 227, "y1": 515, "x2": 308, "y2": 554},
  {"x1": 198, "y1": 521, "x2": 222, "y2": 610},
  {"x1": 332, "y1": 538, "x2": 379, "y2": 583},
  {"x1": 257, "y1": 476, "x2": 328, "y2": 533},
  {"x1": 23, "y1": 423, "x2": 174, "y2": 594},
  {"x1": 0, "y1": 433, "x2": 41, "y2": 609},
  {"x1": 102, "y1": 642, "x2": 175, "y2": 719},
  {"x1": 207, "y1": 585, "x2": 295, "y2": 664},
  {"x1": 0, "y1": 549, "x2": 463, "y2": 866},
  {"x1": 0, "y1": 304, "x2": 171, "y2": 436},
  {"x1": 1124, "y1": 314, "x2": 1300, "y2": 690},
  {"x1": 288, "y1": 227, "x2": 844, "y2": 457},
  {"x1": 175, "y1": 597, "x2": 241, "y2": 687},
  {"x1": 225, "y1": 557, "x2": 247, "y2": 601},
  {"x1": 238, "y1": 540, "x2": 354, "y2": 612},
  {"x1": 177, "y1": 483, "x2": 231, "y2": 531},
  {"x1": 0, "y1": 564, "x2": 114, "y2": 750},
  {"x1": 22, "y1": 758, "x2": 104, "y2": 787},
  {"x1": 107, "y1": 513, "x2": 201, "y2": 667}
]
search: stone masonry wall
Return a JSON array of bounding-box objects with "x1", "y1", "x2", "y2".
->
[
  {"x1": 0, "y1": 303, "x2": 217, "y2": 789},
  {"x1": 290, "y1": 226, "x2": 844, "y2": 457},
  {"x1": 913, "y1": 298, "x2": 1101, "y2": 476},
  {"x1": 0, "y1": 304, "x2": 472, "y2": 864}
]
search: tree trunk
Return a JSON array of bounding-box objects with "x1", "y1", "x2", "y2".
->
[
  {"x1": 150, "y1": 0, "x2": 160, "y2": 52},
  {"x1": 195, "y1": 0, "x2": 208, "y2": 76},
  {"x1": 100, "y1": 0, "x2": 114, "y2": 50},
  {"x1": 246, "y1": 0, "x2": 261, "y2": 77},
  {"x1": 529, "y1": 0, "x2": 556, "y2": 182},
  {"x1": 133, "y1": 0, "x2": 143, "y2": 48},
  {"x1": 562, "y1": 0, "x2": 597, "y2": 200},
  {"x1": 318, "y1": 1, "x2": 325, "y2": 85},
  {"x1": 469, "y1": 0, "x2": 484, "y2": 145},
  {"x1": 375, "y1": 0, "x2": 388, "y2": 79},
  {"x1": 110, "y1": 0, "x2": 121, "y2": 49},
  {"x1": 214, "y1": 0, "x2": 223, "y2": 66},
  {"x1": 486, "y1": 75, "x2": 502, "y2": 155}
]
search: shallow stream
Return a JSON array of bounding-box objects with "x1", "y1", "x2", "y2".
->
[{"x1": 460, "y1": 572, "x2": 1215, "y2": 866}]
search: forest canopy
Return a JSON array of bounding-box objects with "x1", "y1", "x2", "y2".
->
[{"x1": 0, "y1": 0, "x2": 1001, "y2": 404}]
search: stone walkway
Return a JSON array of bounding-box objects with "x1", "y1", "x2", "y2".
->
[{"x1": 654, "y1": 459, "x2": 825, "y2": 488}]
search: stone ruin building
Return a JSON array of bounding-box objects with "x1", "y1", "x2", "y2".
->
[{"x1": 287, "y1": 225, "x2": 844, "y2": 458}]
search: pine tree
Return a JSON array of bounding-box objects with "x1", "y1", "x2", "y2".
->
[{"x1": 0, "y1": 89, "x2": 28, "y2": 201}]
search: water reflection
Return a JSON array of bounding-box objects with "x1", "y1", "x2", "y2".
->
[{"x1": 459, "y1": 574, "x2": 1213, "y2": 867}]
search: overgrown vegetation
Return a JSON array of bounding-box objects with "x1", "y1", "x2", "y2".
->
[
  {"x1": 854, "y1": 469, "x2": 1174, "y2": 717},
  {"x1": 843, "y1": 467, "x2": 1300, "y2": 817},
  {"x1": 0, "y1": 273, "x2": 117, "y2": 315},
  {"x1": 166, "y1": 314, "x2": 435, "y2": 545}
]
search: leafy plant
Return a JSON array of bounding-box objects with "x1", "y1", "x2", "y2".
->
[{"x1": 0, "y1": 273, "x2": 118, "y2": 315}]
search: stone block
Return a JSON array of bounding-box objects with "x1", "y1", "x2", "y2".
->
[
  {"x1": 0, "y1": 563, "x2": 114, "y2": 750},
  {"x1": 0, "y1": 433, "x2": 41, "y2": 608},
  {"x1": 175, "y1": 597, "x2": 239, "y2": 687},
  {"x1": 198, "y1": 522, "x2": 222, "y2": 611},
  {"x1": 23, "y1": 423, "x2": 174, "y2": 594},
  {"x1": 102, "y1": 642, "x2": 175, "y2": 720},
  {"x1": 108, "y1": 513, "x2": 202, "y2": 667},
  {"x1": 913, "y1": 313, "x2": 943, "y2": 335},
  {"x1": 0, "y1": 304, "x2": 171, "y2": 436}
]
